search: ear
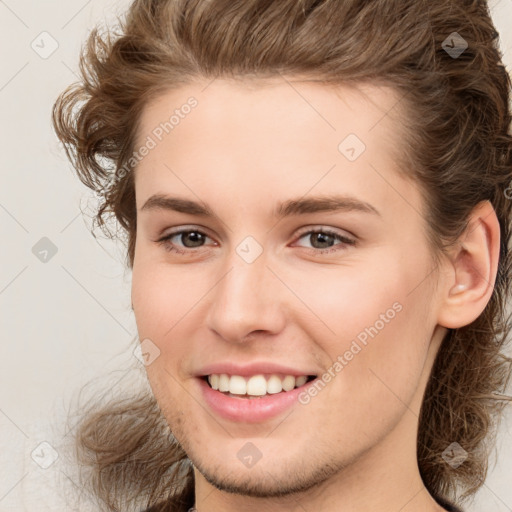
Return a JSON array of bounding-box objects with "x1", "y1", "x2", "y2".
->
[{"x1": 437, "y1": 200, "x2": 500, "y2": 329}]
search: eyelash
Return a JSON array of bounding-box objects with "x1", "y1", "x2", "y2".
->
[{"x1": 156, "y1": 227, "x2": 356, "y2": 256}]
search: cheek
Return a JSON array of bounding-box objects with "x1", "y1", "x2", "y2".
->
[
  {"x1": 301, "y1": 252, "x2": 436, "y2": 408},
  {"x1": 131, "y1": 259, "x2": 209, "y2": 394},
  {"x1": 294, "y1": 252, "x2": 431, "y2": 346},
  {"x1": 131, "y1": 259, "x2": 197, "y2": 338}
]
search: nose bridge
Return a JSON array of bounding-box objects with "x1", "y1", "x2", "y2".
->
[{"x1": 206, "y1": 245, "x2": 285, "y2": 342}]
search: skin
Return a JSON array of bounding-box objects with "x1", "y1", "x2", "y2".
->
[{"x1": 130, "y1": 77, "x2": 500, "y2": 512}]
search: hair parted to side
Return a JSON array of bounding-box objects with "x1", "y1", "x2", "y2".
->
[{"x1": 52, "y1": 0, "x2": 512, "y2": 510}]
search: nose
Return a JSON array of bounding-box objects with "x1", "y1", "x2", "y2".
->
[{"x1": 205, "y1": 249, "x2": 287, "y2": 344}]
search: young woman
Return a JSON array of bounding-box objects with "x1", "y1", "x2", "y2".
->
[{"x1": 52, "y1": 1, "x2": 512, "y2": 511}]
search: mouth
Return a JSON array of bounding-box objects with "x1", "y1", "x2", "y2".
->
[
  {"x1": 196, "y1": 372, "x2": 320, "y2": 422},
  {"x1": 199, "y1": 373, "x2": 317, "y2": 399}
]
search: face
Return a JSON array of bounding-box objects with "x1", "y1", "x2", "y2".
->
[{"x1": 131, "y1": 78, "x2": 447, "y2": 498}]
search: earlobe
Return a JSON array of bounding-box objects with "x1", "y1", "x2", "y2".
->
[{"x1": 437, "y1": 200, "x2": 500, "y2": 329}]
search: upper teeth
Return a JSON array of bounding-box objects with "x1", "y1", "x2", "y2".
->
[{"x1": 208, "y1": 374, "x2": 309, "y2": 396}]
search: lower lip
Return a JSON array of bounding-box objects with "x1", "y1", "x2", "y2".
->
[{"x1": 197, "y1": 377, "x2": 315, "y2": 423}]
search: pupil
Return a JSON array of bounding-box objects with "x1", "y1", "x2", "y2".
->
[
  {"x1": 183, "y1": 232, "x2": 204, "y2": 248},
  {"x1": 312, "y1": 232, "x2": 333, "y2": 249}
]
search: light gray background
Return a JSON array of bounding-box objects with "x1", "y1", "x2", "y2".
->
[{"x1": 1, "y1": 0, "x2": 511, "y2": 510}]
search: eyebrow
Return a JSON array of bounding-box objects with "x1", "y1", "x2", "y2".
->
[{"x1": 140, "y1": 194, "x2": 381, "y2": 218}]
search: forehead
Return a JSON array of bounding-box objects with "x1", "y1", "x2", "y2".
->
[
  {"x1": 135, "y1": 76, "x2": 407, "y2": 164},
  {"x1": 133, "y1": 77, "x2": 419, "y2": 221}
]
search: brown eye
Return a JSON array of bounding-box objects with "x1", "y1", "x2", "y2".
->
[
  {"x1": 294, "y1": 228, "x2": 356, "y2": 254},
  {"x1": 157, "y1": 229, "x2": 213, "y2": 254},
  {"x1": 174, "y1": 231, "x2": 207, "y2": 248}
]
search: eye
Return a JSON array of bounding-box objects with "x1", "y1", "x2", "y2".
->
[
  {"x1": 293, "y1": 228, "x2": 356, "y2": 254},
  {"x1": 156, "y1": 228, "x2": 214, "y2": 255},
  {"x1": 156, "y1": 226, "x2": 356, "y2": 256}
]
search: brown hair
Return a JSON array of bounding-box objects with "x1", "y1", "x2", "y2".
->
[{"x1": 52, "y1": 0, "x2": 512, "y2": 510}]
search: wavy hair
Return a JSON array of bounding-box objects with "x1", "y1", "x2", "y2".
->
[{"x1": 52, "y1": 0, "x2": 512, "y2": 510}]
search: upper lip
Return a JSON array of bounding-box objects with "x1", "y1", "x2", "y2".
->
[{"x1": 196, "y1": 362, "x2": 319, "y2": 378}]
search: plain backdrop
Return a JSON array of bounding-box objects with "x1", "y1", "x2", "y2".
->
[{"x1": 1, "y1": 0, "x2": 511, "y2": 510}]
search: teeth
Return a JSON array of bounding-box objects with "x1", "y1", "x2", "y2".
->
[
  {"x1": 282, "y1": 375, "x2": 296, "y2": 391},
  {"x1": 218, "y1": 374, "x2": 230, "y2": 392},
  {"x1": 209, "y1": 374, "x2": 219, "y2": 390},
  {"x1": 207, "y1": 373, "x2": 311, "y2": 396},
  {"x1": 229, "y1": 375, "x2": 247, "y2": 395},
  {"x1": 246, "y1": 375, "x2": 267, "y2": 395},
  {"x1": 266, "y1": 375, "x2": 283, "y2": 394}
]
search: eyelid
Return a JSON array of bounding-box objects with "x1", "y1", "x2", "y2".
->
[
  {"x1": 156, "y1": 226, "x2": 216, "y2": 246},
  {"x1": 291, "y1": 226, "x2": 356, "y2": 253},
  {"x1": 157, "y1": 225, "x2": 215, "y2": 241},
  {"x1": 294, "y1": 224, "x2": 356, "y2": 241}
]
